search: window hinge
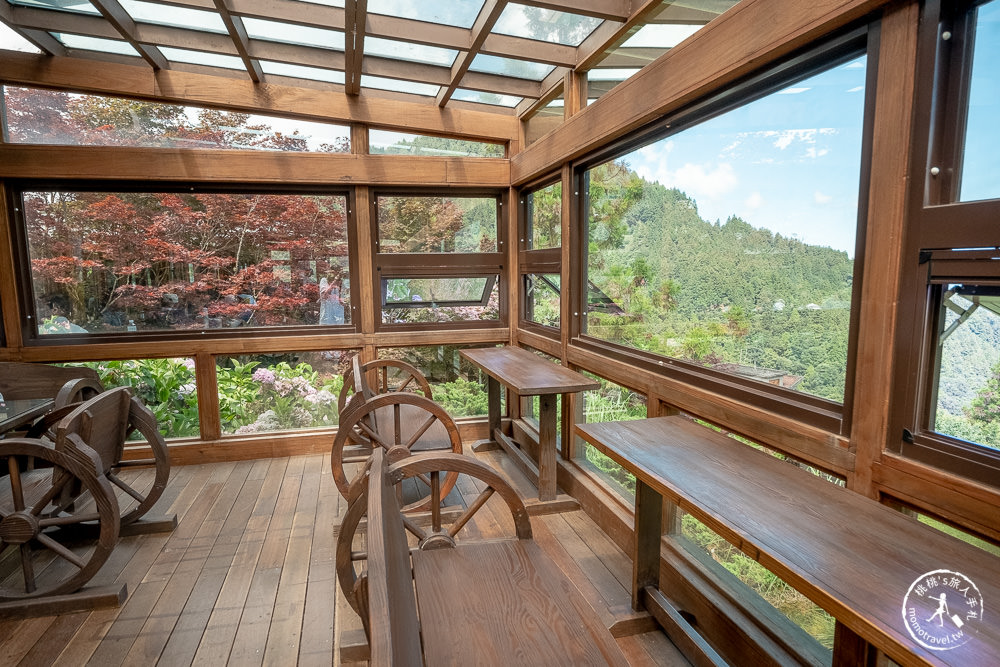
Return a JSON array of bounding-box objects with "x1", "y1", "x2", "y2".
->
[{"x1": 902, "y1": 428, "x2": 915, "y2": 444}]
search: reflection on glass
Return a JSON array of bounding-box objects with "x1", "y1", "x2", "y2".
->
[
  {"x1": 378, "y1": 345, "x2": 493, "y2": 417},
  {"x1": 54, "y1": 34, "x2": 140, "y2": 57},
  {"x1": 362, "y1": 75, "x2": 439, "y2": 97},
  {"x1": 219, "y1": 351, "x2": 358, "y2": 435},
  {"x1": 578, "y1": 372, "x2": 643, "y2": 498},
  {"x1": 160, "y1": 47, "x2": 245, "y2": 70},
  {"x1": 528, "y1": 181, "x2": 561, "y2": 248},
  {"x1": 370, "y1": 130, "x2": 503, "y2": 157},
  {"x1": 26, "y1": 191, "x2": 350, "y2": 335},
  {"x1": 620, "y1": 23, "x2": 703, "y2": 48},
  {"x1": 243, "y1": 18, "x2": 345, "y2": 50},
  {"x1": 451, "y1": 89, "x2": 522, "y2": 107},
  {"x1": 262, "y1": 61, "x2": 346, "y2": 85},
  {"x1": 0, "y1": 23, "x2": 41, "y2": 53},
  {"x1": 367, "y1": 0, "x2": 484, "y2": 28},
  {"x1": 8, "y1": 0, "x2": 98, "y2": 14},
  {"x1": 468, "y1": 54, "x2": 554, "y2": 80},
  {"x1": 381, "y1": 278, "x2": 500, "y2": 324},
  {"x1": 525, "y1": 274, "x2": 560, "y2": 328},
  {"x1": 3, "y1": 86, "x2": 350, "y2": 151},
  {"x1": 493, "y1": 3, "x2": 602, "y2": 46},
  {"x1": 585, "y1": 56, "x2": 867, "y2": 403},
  {"x1": 932, "y1": 284, "x2": 1000, "y2": 452},
  {"x1": 960, "y1": 0, "x2": 1000, "y2": 202},
  {"x1": 365, "y1": 36, "x2": 457, "y2": 66},
  {"x1": 377, "y1": 195, "x2": 498, "y2": 253},
  {"x1": 120, "y1": 0, "x2": 227, "y2": 32}
]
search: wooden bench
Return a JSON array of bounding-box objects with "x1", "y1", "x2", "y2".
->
[
  {"x1": 577, "y1": 415, "x2": 1000, "y2": 667},
  {"x1": 336, "y1": 448, "x2": 629, "y2": 666}
]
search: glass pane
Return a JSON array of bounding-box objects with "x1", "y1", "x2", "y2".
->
[
  {"x1": 53, "y1": 33, "x2": 140, "y2": 57},
  {"x1": 620, "y1": 23, "x2": 703, "y2": 48},
  {"x1": 911, "y1": 511, "x2": 1000, "y2": 557},
  {"x1": 493, "y1": 3, "x2": 602, "y2": 46},
  {"x1": 8, "y1": 0, "x2": 98, "y2": 14},
  {"x1": 367, "y1": 0, "x2": 485, "y2": 28},
  {"x1": 160, "y1": 47, "x2": 245, "y2": 71},
  {"x1": 525, "y1": 274, "x2": 560, "y2": 328},
  {"x1": 377, "y1": 195, "x2": 497, "y2": 253},
  {"x1": 378, "y1": 345, "x2": 494, "y2": 417},
  {"x1": 451, "y1": 89, "x2": 522, "y2": 107},
  {"x1": 932, "y1": 284, "x2": 1000, "y2": 451},
  {"x1": 382, "y1": 278, "x2": 499, "y2": 324},
  {"x1": 26, "y1": 191, "x2": 350, "y2": 335},
  {"x1": 218, "y1": 351, "x2": 357, "y2": 434},
  {"x1": 528, "y1": 181, "x2": 561, "y2": 248},
  {"x1": 120, "y1": 0, "x2": 226, "y2": 32},
  {"x1": 585, "y1": 56, "x2": 867, "y2": 403},
  {"x1": 369, "y1": 129, "x2": 504, "y2": 157},
  {"x1": 3, "y1": 86, "x2": 350, "y2": 152},
  {"x1": 261, "y1": 61, "x2": 346, "y2": 85},
  {"x1": 364, "y1": 36, "x2": 457, "y2": 67},
  {"x1": 243, "y1": 18, "x2": 345, "y2": 50},
  {"x1": 524, "y1": 96, "x2": 564, "y2": 146},
  {"x1": 69, "y1": 358, "x2": 198, "y2": 439},
  {"x1": 468, "y1": 54, "x2": 554, "y2": 80},
  {"x1": 361, "y1": 75, "x2": 439, "y2": 97},
  {"x1": 960, "y1": 0, "x2": 1000, "y2": 202},
  {"x1": 578, "y1": 372, "x2": 644, "y2": 498},
  {"x1": 681, "y1": 513, "x2": 835, "y2": 651},
  {"x1": 0, "y1": 23, "x2": 41, "y2": 53}
]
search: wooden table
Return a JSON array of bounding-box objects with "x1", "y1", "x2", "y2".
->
[
  {"x1": 460, "y1": 346, "x2": 598, "y2": 513},
  {"x1": 0, "y1": 398, "x2": 53, "y2": 435},
  {"x1": 577, "y1": 415, "x2": 1000, "y2": 667}
]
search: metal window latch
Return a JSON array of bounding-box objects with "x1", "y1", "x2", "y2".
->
[{"x1": 902, "y1": 428, "x2": 915, "y2": 444}]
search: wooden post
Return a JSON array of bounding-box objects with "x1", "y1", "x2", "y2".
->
[
  {"x1": 537, "y1": 392, "x2": 557, "y2": 501},
  {"x1": 633, "y1": 478, "x2": 663, "y2": 610},
  {"x1": 195, "y1": 351, "x2": 221, "y2": 441},
  {"x1": 0, "y1": 184, "x2": 24, "y2": 351}
]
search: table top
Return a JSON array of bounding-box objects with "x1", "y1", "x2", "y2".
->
[
  {"x1": 577, "y1": 415, "x2": 1000, "y2": 667},
  {"x1": 460, "y1": 347, "x2": 599, "y2": 395},
  {"x1": 0, "y1": 398, "x2": 54, "y2": 434}
]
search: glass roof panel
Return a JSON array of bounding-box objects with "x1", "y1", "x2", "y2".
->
[
  {"x1": 8, "y1": 0, "x2": 98, "y2": 14},
  {"x1": 364, "y1": 36, "x2": 457, "y2": 67},
  {"x1": 620, "y1": 23, "x2": 704, "y2": 49},
  {"x1": 53, "y1": 32, "x2": 140, "y2": 56},
  {"x1": 370, "y1": 129, "x2": 504, "y2": 157},
  {"x1": 588, "y1": 68, "x2": 642, "y2": 81},
  {"x1": 0, "y1": 22, "x2": 42, "y2": 52},
  {"x1": 119, "y1": 0, "x2": 227, "y2": 33},
  {"x1": 243, "y1": 17, "x2": 345, "y2": 51},
  {"x1": 362, "y1": 75, "x2": 439, "y2": 97},
  {"x1": 452, "y1": 89, "x2": 521, "y2": 107},
  {"x1": 469, "y1": 54, "x2": 554, "y2": 80},
  {"x1": 160, "y1": 46, "x2": 245, "y2": 70},
  {"x1": 294, "y1": 0, "x2": 344, "y2": 5},
  {"x1": 367, "y1": 0, "x2": 485, "y2": 29},
  {"x1": 261, "y1": 61, "x2": 345, "y2": 84},
  {"x1": 493, "y1": 3, "x2": 603, "y2": 46}
]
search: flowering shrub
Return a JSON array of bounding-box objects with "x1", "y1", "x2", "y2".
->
[{"x1": 230, "y1": 361, "x2": 343, "y2": 434}]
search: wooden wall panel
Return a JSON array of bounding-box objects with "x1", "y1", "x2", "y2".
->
[
  {"x1": 0, "y1": 146, "x2": 509, "y2": 187},
  {"x1": 511, "y1": 0, "x2": 891, "y2": 185},
  {"x1": 0, "y1": 51, "x2": 519, "y2": 142}
]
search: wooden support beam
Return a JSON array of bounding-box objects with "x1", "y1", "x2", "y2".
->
[
  {"x1": 90, "y1": 0, "x2": 169, "y2": 70},
  {"x1": 574, "y1": 0, "x2": 664, "y2": 72},
  {"x1": 437, "y1": 0, "x2": 507, "y2": 107},
  {"x1": 0, "y1": 184, "x2": 24, "y2": 350},
  {"x1": 344, "y1": 0, "x2": 367, "y2": 95},
  {"x1": 518, "y1": 0, "x2": 629, "y2": 22},
  {"x1": 0, "y1": 5, "x2": 66, "y2": 56},
  {"x1": 215, "y1": 0, "x2": 264, "y2": 82}
]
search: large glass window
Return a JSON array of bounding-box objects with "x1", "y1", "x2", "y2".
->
[
  {"x1": 378, "y1": 345, "x2": 493, "y2": 418},
  {"x1": 369, "y1": 130, "x2": 504, "y2": 158},
  {"x1": 584, "y1": 55, "x2": 867, "y2": 404},
  {"x1": 2, "y1": 86, "x2": 351, "y2": 152},
  {"x1": 527, "y1": 181, "x2": 561, "y2": 249},
  {"x1": 960, "y1": 0, "x2": 1000, "y2": 202},
  {"x1": 524, "y1": 274, "x2": 560, "y2": 328},
  {"x1": 521, "y1": 181, "x2": 562, "y2": 330},
  {"x1": 22, "y1": 190, "x2": 351, "y2": 336},
  {"x1": 376, "y1": 195, "x2": 498, "y2": 253}
]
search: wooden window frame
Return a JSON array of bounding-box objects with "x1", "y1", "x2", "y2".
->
[{"x1": 518, "y1": 176, "x2": 562, "y2": 338}]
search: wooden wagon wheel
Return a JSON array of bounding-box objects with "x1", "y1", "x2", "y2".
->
[
  {"x1": 337, "y1": 359, "x2": 433, "y2": 415},
  {"x1": 113, "y1": 397, "x2": 170, "y2": 526},
  {"x1": 331, "y1": 393, "x2": 462, "y2": 511},
  {"x1": 335, "y1": 451, "x2": 531, "y2": 618},
  {"x1": 0, "y1": 437, "x2": 119, "y2": 600}
]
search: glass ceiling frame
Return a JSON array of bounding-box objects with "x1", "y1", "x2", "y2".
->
[{"x1": 0, "y1": 0, "x2": 736, "y2": 116}]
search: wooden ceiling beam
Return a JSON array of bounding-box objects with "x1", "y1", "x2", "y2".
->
[
  {"x1": 248, "y1": 40, "x2": 346, "y2": 70},
  {"x1": 344, "y1": 0, "x2": 367, "y2": 95},
  {"x1": 574, "y1": 0, "x2": 664, "y2": 72},
  {"x1": 215, "y1": 0, "x2": 264, "y2": 82},
  {"x1": 4, "y1": 6, "x2": 119, "y2": 40},
  {"x1": 437, "y1": 0, "x2": 507, "y2": 107},
  {"x1": 459, "y1": 71, "x2": 542, "y2": 99},
  {"x1": 480, "y1": 33, "x2": 577, "y2": 67},
  {"x1": 364, "y1": 13, "x2": 468, "y2": 50},
  {"x1": 228, "y1": 0, "x2": 345, "y2": 30},
  {"x1": 517, "y1": 0, "x2": 629, "y2": 22},
  {"x1": 0, "y1": 6, "x2": 65, "y2": 56},
  {"x1": 516, "y1": 77, "x2": 563, "y2": 118},
  {"x1": 89, "y1": 0, "x2": 169, "y2": 70}
]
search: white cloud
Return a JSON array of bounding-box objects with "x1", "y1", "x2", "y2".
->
[
  {"x1": 671, "y1": 162, "x2": 738, "y2": 198},
  {"x1": 745, "y1": 192, "x2": 764, "y2": 209},
  {"x1": 777, "y1": 87, "x2": 811, "y2": 95},
  {"x1": 847, "y1": 86, "x2": 864, "y2": 93},
  {"x1": 814, "y1": 191, "x2": 833, "y2": 204}
]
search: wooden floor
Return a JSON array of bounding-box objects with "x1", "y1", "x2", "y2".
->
[{"x1": 0, "y1": 450, "x2": 688, "y2": 666}]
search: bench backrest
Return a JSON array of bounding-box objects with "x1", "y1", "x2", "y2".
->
[
  {"x1": 55, "y1": 386, "x2": 131, "y2": 476},
  {"x1": 0, "y1": 362, "x2": 103, "y2": 405},
  {"x1": 365, "y1": 449, "x2": 422, "y2": 667}
]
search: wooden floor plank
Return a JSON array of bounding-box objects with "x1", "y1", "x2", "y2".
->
[
  {"x1": 299, "y1": 463, "x2": 339, "y2": 666},
  {"x1": 14, "y1": 611, "x2": 89, "y2": 667},
  {"x1": 0, "y1": 616, "x2": 56, "y2": 665}
]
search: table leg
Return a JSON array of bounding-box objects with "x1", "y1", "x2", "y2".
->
[
  {"x1": 633, "y1": 478, "x2": 663, "y2": 610},
  {"x1": 537, "y1": 393, "x2": 557, "y2": 502},
  {"x1": 472, "y1": 376, "x2": 503, "y2": 453}
]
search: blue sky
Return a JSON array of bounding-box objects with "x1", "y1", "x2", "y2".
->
[{"x1": 624, "y1": 56, "x2": 868, "y2": 256}]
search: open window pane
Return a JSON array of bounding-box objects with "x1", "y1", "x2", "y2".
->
[
  {"x1": 381, "y1": 277, "x2": 499, "y2": 324},
  {"x1": 931, "y1": 283, "x2": 1000, "y2": 451},
  {"x1": 527, "y1": 181, "x2": 561, "y2": 249},
  {"x1": 376, "y1": 195, "x2": 498, "y2": 253},
  {"x1": 960, "y1": 0, "x2": 1000, "y2": 202},
  {"x1": 584, "y1": 55, "x2": 867, "y2": 403},
  {"x1": 525, "y1": 274, "x2": 560, "y2": 328},
  {"x1": 24, "y1": 191, "x2": 350, "y2": 335}
]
